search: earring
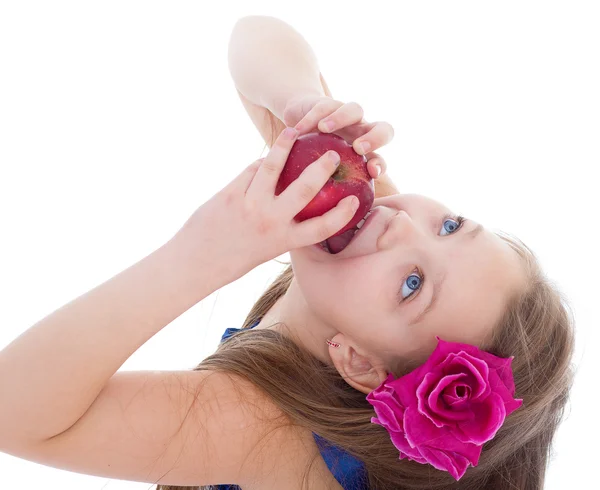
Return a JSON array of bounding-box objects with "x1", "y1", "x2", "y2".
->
[{"x1": 326, "y1": 339, "x2": 341, "y2": 348}]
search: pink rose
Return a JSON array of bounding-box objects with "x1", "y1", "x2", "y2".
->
[{"x1": 366, "y1": 336, "x2": 523, "y2": 481}]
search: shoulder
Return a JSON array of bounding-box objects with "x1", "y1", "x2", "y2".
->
[
  {"x1": 219, "y1": 372, "x2": 343, "y2": 489},
  {"x1": 197, "y1": 371, "x2": 344, "y2": 489}
]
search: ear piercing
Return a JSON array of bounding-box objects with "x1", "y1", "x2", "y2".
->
[{"x1": 326, "y1": 339, "x2": 341, "y2": 348}]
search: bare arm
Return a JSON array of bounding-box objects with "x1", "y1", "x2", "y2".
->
[
  {"x1": 0, "y1": 235, "x2": 223, "y2": 446},
  {"x1": 229, "y1": 15, "x2": 400, "y2": 197},
  {"x1": 0, "y1": 220, "x2": 334, "y2": 486},
  {"x1": 228, "y1": 15, "x2": 323, "y2": 119}
]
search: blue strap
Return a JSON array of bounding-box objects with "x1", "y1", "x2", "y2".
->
[{"x1": 313, "y1": 433, "x2": 369, "y2": 490}]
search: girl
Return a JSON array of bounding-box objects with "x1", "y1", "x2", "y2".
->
[{"x1": 0, "y1": 15, "x2": 575, "y2": 490}]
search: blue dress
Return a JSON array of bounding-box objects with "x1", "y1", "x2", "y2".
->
[{"x1": 215, "y1": 318, "x2": 369, "y2": 490}]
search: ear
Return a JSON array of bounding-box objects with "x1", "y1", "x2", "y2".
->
[{"x1": 327, "y1": 333, "x2": 389, "y2": 395}]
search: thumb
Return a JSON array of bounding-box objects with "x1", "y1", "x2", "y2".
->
[{"x1": 290, "y1": 195, "x2": 359, "y2": 249}]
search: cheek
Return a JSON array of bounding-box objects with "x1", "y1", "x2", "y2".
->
[
  {"x1": 290, "y1": 251, "x2": 360, "y2": 287},
  {"x1": 331, "y1": 279, "x2": 388, "y2": 332},
  {"x1": 292, "y1": 254, "x2": 378, "y2": 310}
]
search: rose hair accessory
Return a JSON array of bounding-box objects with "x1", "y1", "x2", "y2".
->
[{"x1": 365, "y1": 336, "x2": 523, "y2": 481}]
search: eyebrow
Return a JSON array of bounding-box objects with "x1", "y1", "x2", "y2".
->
[{"x1": 409, "y1": 223, "x2": 484, "y2": 326}]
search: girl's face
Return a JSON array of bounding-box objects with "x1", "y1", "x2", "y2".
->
[{"x1": 290, "y1": 193, "x2": 527, "y2": 369}]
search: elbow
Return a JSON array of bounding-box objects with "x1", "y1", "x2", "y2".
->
[
  {"x1": 230, "y1": 16, "x2": 276, "y2": 43},
  {"x1": 228, "y1": 16, "x2": 286, "y2": 89},
  {"x1": 230, "y1": 15, "x2": 294, "y2": 46},
  {"x1": 232, "y1": 15, "x2": 284, "y2": 30}
]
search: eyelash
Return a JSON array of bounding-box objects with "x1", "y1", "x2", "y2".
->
[{"x1": 397, "y1": 215, "x2": 468, "y2": 304}]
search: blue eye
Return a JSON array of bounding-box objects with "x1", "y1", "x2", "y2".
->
[
  {"x1": 440, "y1": 215, "x2": 464, "y2": 236},
  {"x1": 397, "y1": 215, "x2": 467, "y2": 303},
  {"x1": 400, "y1": 273, "x2": 423, "y2": 301}
]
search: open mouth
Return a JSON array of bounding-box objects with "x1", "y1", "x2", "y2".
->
[{"x1": 321, "y1": 209, "x2": 375, "y2": 254}]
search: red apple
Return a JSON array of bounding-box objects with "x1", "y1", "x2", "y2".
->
[{"x1": 275, "y1": 131, "x2": 374, "y2": 253}]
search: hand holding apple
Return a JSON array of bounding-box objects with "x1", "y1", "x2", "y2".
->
[
  {"x1": 172, "y1": 127, "x2": 359, "y2": 287},
  {"x1": 283, "y1": 95, "x2": 394, "y2": 181}
]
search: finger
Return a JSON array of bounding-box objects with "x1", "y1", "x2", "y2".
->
[
  {"x1": 289, "y1": 195, "x2": 359, "y2": 250},
  {"x1": 365, "y1": 152, "x2": 387, "y2": 179},
  {"x1": 282, "y1": 94, "x2": 324, "y2": 127},
  {"x1": 278, "y1": 150, "x2": 341, "y2": 213},
  {"x1": 221, "y1": 158, "x2": 263, "y2": 197},
  {"x1": 317, "y1": 101, "x2": 365, "y2": 134},
  {"x1": 241, "y1": 159, "x2": 264, "y2": 193},
  {"x1": 247, "y1": 127, "x2": 298, "y2": 200},
  {"x1": 294, "y1": 98, "x2": 343, "y2": 135},
  {"x1": 352, "y1": 121, "x2": 395, "y2": 156}
]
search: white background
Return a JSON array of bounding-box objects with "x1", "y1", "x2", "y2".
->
[{"x1": 1, "y1": 1, "x2": 598, "y2": 488}]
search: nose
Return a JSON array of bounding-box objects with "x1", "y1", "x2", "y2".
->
[{"x1": 378, "y1": 210, "x2": 413, "y2": 250}]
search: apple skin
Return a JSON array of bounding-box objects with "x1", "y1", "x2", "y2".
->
[{"x1": 275, "y1": 131, "x2": 375, "y2": 238}]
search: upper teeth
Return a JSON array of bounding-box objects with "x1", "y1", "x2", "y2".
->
[{"x1": 355, "y1": 210, "x2": 373, "y2": 230}]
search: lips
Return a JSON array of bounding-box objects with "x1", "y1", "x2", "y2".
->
[
  {"x1": 345, "y1": 207, "x2": 380, "y2": 249},
  {"x1": 324, "y1": 208, "x2": 376, "y2": 254},
  {"x1": 314, "y1": 241, "x2": 330, "y2": 252},
  {"x1": 332, "y1": 206, "x2": 395, "y2": 258},
  {"x1": 312, "y1": 205, "x2": 397, "y2": 257}
]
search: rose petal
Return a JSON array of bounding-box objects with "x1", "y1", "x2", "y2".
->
[
  {"x1": 487, "y1": 366, "x2": 523, "y2": 416},
  {"x1": 442, "y1": 381, "x2": 472, "y2": 409},
  {"x1": 403, "y1": 406, "x2": 483, "y2": 478},
  {"x1": 391, "y1": 337, "x2": 464, "y2": 407},
  {"x1": 387, "y1": 428, "x2": 428, "y2": 463},
  {"x1": 392, "y1": 366, "x2": 433, "y2": 408},
  {"x1": 370, "y1": 411, "x2": 428, "y2": 464},
  {"x1": 495, "y1": 356, "x2": 517, "y2": 393},
  {"x1": 438, "y1": 352, "x2": 491, "y2": 400},
  {"x1": 368, "y1": 395, "x2": 404, "y2": 432},
  {"x1": 454, "y1": 392, "x2": 507, "y2": 445},
  {"x1": 419, "y1": 446, "x2": 473, "y2": 481},
  {"x1": 417, "y1": 372, "x2": 451, "y2": 427},
  {"x1": 428, "y1": 373, "x2": 474, "y2": 422},
  {"x1": 435, "y1": 336, "x2": 509, "y2": 375},
  {"x1": 403, "y1": 405, "x2": 477, "y2": 461}
]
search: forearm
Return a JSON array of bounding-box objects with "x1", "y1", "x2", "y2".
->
[
  {"x1": 0, "y1": 235, "x2": 222, "y2": 445},
  {"x1": 229, "y1": 16, "x2": 400, "y2": 198},
  {"x1": 228, "y1": 15, "x2": 324, "y2": 120}
]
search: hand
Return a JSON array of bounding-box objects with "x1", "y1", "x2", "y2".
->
[
  {"x1": 173, "y1": 127, "x2": 359, "y2": 285},
  {"x1": 283, "y1": 95, "x2": 394, "y2": 180}
]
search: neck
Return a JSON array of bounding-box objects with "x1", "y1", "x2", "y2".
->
[{"x1": 254, "y1": 277, "x2": 337, "y2": 365}]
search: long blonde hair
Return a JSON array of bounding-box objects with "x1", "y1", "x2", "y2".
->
[{"x1": 155, "y1": 229, "x2": 575, "y2": 490}]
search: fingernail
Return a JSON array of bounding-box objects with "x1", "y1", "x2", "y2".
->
[
  {"x1": 350, "y1": 197, "x2": 359, "y2": 211},
  {"x1": 358, "y1": 141, "x2": 371, "y2": 154},
  {"x1": 321, "y1": 120, "x2": 334, "y2": 132},
  {"x1": 329, "y1": 151, "x2": 340, "y2": 165},
  {"x1": 375, "y1": 164, "x2": 381, "y2": 178}
]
